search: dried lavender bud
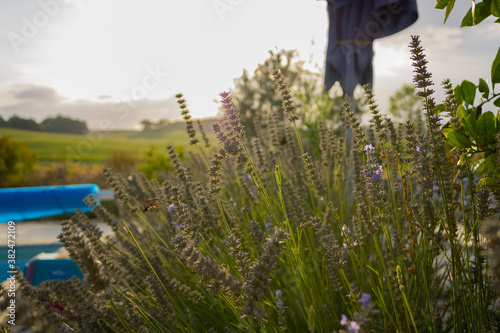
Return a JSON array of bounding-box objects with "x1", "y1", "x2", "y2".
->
[
  {"x1": 249, "y1": 219, "x2": 266, "y2": 245},
  {"x1": 409, "y1": 36, "x2": 434, "y2": 96},
  {"x1": 342, "y1": 97, "x2": 366, "y2": 153},
  {"x1": 208, "y1": 150, "x2": 225, "y2": 194},
  {"x1": 310, "y1": 216, "x2": 345, "y2": 289},
  {"x1": 83, "y1": 193, "x2": 99, "y2": 208},
  {"x1": 167, "y1": 144, "x2": 191, "y2": 185},
  {"x1": 219, "y1": 91, "x2": 245, "y2": 139},
  {"x1": 171, "y1": 232, "x2": 242, "y2": 298},
  {"x1": 145, "y1": 275, "x2": 174, "y2": 317},
  {"x1": 362, "y1": 149, "x2": 386, "y2": 209},
  {"x1": 197, "y1": 119, "x2": 211, "y2": 148},
  {"x1": 167, "y1": 278, "x2": 204, "y2": 304},
  {"x1": 357, "y1": 200, "x2": 378, "y2": 234},
  {"x1": 226, "y1": 231, "x2": 252, "y2": 278},
  {"x1": 364, "y1": 84, "x2": 386, "y2": 143},
  {"x1": 385, "y1": 117, "x2": 400, "y2": 153},
  {"x1": 318, "y1": 121, "x2": 332, "y2": 167},
  {"x1": 102, "y1": 167, "x2": 129, "y2": 203},
  {"x1": 272, "y1": 69, "x2": 298, "y2": 121},
  {"x1": 442, "y1": 79, "x2": 459, "y2": 130},
  {"x1": 476, "y1": 186, "x2": 492, "y2": 221},
  {"x1": 58, "y1": 219, "x2": 111, "y2": 291},
  {"x1": 176, "y1": 93, "x2": 199, "y2": 145},
  {"x1": 241, "y1": 228, "x2": 289, "y2": 319},
  {"x1": 302, "y1": 152, "x2": 327, "y2": 199}
]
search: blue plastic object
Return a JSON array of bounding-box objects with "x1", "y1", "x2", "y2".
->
[
  {"x1": 0, "y1": 243, "x2": 62, "y2": 281},
  {"x1": 24, "y1": 251, "x2": 83, "y2": 286},
  {"x1": 0, "y1": 184, "x2": 100, "y2": 222}
]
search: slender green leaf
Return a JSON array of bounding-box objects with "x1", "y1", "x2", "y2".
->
[
  {"x1": 478, "y1": 78, "x2": 489, "y2": 99},
  {"x1": 493, "y1": 47, "x2": 500, "y2": 84},
  {"x1": 477, "y1": 111, "x2": 497, "y2": 145},
  {"x1": 461, "y1": 2, "x2": 491, "y2": 26},
  {"x1": 435, "y1": 0, "x2": 448, "y2": 9},
  {"x1": 445, "y1": 0, "x2": 456, "y2": 22},
  {"x1": 446, "y1": 130, "x2": 472, "y2": 148},
  {"x1": 460, "y1": 80, "x2": 476, "y2": 105}
]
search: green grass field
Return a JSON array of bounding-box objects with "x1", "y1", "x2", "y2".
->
[{"x1": 0, "y1": 127, "x2": 215, "y2": 164}]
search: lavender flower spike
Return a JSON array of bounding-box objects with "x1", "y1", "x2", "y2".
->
[{"x1": 364, "y1": 144, "x2": 375, "y2": 153}]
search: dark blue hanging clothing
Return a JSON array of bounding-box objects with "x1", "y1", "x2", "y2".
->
[{"x1": 324, "y1": 0, "x2": 418, "y2": 95}]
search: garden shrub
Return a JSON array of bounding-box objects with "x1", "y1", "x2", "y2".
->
[{"x1": 0, "y1": 135, "x2": 38, "y2": 186}]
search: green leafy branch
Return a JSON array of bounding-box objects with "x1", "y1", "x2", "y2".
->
[{"x1": 436, "y1": 0, "x2": 500, "y2": 25}]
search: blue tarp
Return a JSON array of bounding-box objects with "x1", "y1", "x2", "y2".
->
[
  {"x1": 325, "y1": 0, "x2": 418, "y2": 95},
  {"x1": 0, "y1": 184, "x2": 99, "y2": 222}
]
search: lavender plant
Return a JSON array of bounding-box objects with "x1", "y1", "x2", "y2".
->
[{"x1": 2, "y1": 36, "x2": 500, "y2": 333}]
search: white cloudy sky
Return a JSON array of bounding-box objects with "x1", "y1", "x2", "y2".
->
[{"x1": 0, "y1": 0, "x2": 498, "y2": 130}]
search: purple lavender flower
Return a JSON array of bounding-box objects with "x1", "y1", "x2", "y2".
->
[
  {"x1": 348, "y1": 321, "x2": 360, "y2": 333},
  {"x1": 416, "y1": 146, "x2": 421, "y2": 152},
  {"x1": 341, "y1": 314, "x2": 360, "y2": 333},
  {"x1": 343, "y1": 243, "x2": 348, "y2": 249},
  {"x1": 364, "y1": 144, "x2": 375, "y2": 154},
  {"x1": 359, "y1": 293, "x2": 371, "y2": 308},
  {"x1": 167, "y1": 204, "x2": 175, "y2": 212},
  {"x1": 365, "y1": 164, "x2": 383, "y2": 182},
  {"x1": 372, "y1": 165, "x2": 383, "y2": 181},
  {"x1": 276, "y1": 290, "x2": 282, "y2": 297},
  {"x1": 340, "y1": 314, "x2": 348, "y2": 326}
]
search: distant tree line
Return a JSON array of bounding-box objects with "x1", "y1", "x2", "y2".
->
[
  {"x1": 0, "y1": 115, "x2": 88, "y2": 134},
  {"x1": 140, "y1": 118, "x2": 217, "y2": 133}
]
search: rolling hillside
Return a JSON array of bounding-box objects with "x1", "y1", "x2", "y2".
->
[{"x1": 0, "y1": 120, "x2": 217, "y2": 164}]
